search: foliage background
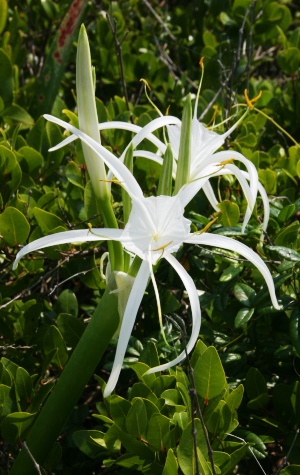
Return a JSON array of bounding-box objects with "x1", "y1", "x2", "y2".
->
[{"x1": 0, "y1": 0, "x2": 300, "y2": 474}]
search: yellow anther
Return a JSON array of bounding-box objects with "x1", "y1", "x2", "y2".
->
[
  {"x1": 152, "y1": 240, "x2": 173, "y2": 252},
  {"x1": 216, "y1": 158, "x2": 235, "y2": 167},
  {"x1": 244, "y1": 89, "x2": 262, "y2": 109},
  {"x1": 140, "y1": 78, "x2": 151, "y2": 90},
  {"x1": 87, "y1": 223, "x2": 92, "y2": 230},
  {"x1": 206, "y1": 106, "x2": 218, "y2": 127},
  {"x1": 199, "y1": 57, "x2": 204, "y2": 69},
  {"x1": 99, "y1": 179, "x2": 122, "y2": 184},
  {"x1": 166, "y1": 105, "x2": 170, "y2": 116},
  {"x1": 199, "y1": 217, "x2": 218, "y2": 234}
]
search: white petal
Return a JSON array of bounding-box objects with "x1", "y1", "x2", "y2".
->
[
  {"x1": 210, "y1": 150, "x2": 258, "y2": 190},
  {"x1": 202, "y1": 181, "x2": 219, "y2": 212},
  {"x1": 107, "y1": 150, "x2": 166, "y2": 182},
  {"x1": 49, "y1": 134, "x2": 79, "y2": 150},
  {"x1": 51, "y1": 121, "x2": 167, "y2": 154},
  {"x1": 185, "y1": 233, "x2": 280, "y2": 309},
  {"x1": 44, "y1": 114, "x2": 143, "y2": 199},
  {"x1": 240, "y1": 171, "x2": 270, "y2": 234},
  {"x1": 123, "y1": 195, "x2": 191, "y2": 264},
  {"x1": 177, "y1": 164, "x2": 220, "y2": 206},
  {"x1": 146, "y1": 254, "x2": 201, "y2": 374},
  {"x1": 103, "y1": 260, "x2": 150, "y2": 397},
  {"x1": 166, "y1": 123, "x2": 181, "y2": 158},
  {"x1": 99, "y1": 122, "x2": 166, "y2": 152},
  {"x1": 13, "y1": 228, "x2": 128, "y2": 269},
  {"x1": 129, "y1": 116, "x2": 180, "y2": 151},
  {"x1": 191, "y1": 118, "x2": 225, "y2": 168},
  {"x1": 133, "y1": 150, "x2": 163, "y2": 165}
]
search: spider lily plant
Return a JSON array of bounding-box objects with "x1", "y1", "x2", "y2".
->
[{"x1": 14, "y1": 116, "x2": 280, "y2": 398}]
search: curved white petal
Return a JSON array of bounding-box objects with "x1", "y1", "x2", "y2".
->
[
  {"x1": 225, "y1": 163, "x2": 256, "y2": 210},
  {"x1": 133, "y1": 150, "x2": 163, "y2": 165},
  {"x1": 219, "y1": 150, "x2": 258, "y2": 190},
  {"x1": 128, "y1": 116, "x2": 180, "y2": 152},
  {"x1": 166, "y1": 123, "x2": 181, "y2": 158},
  {"x1": 202, "y1": 172, "x2": 269, "y2": 236},
  {"x1": 146, "y1": 254, "x2": 201, "y2": 374},
  {"x1": 240, "y1": 171, "x2": 270, "y2": 234},
  {"x1": 202, "y1": 181, "x2": 219, "y2": 212},
  {"x1": 13, "y1": 228, "x2": 128, "y2": 269},
  {"x1": 103, "y1": 260, "x2": 150, "y2": 397},
  {"x1": 100, "y1": 122, "x2": 167, "y2": 152},
  {"x1": 107, "y1": 150, "x2": 165, "y2": 182},
  {"x1": 44, "y1": 114, "x2": 143, "y2": 200},
  {"x1": 185, "y1": 233, "x2": 280, "y2": 309},
  {"x1": 50, "y1": 134, "x2": 79, "y2": 150},
  {"x1": 191, "y1": 119, "x2": 225, "y2": 167}
]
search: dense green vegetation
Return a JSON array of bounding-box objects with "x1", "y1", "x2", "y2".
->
[{"x1": 0, "y1": 0, "x2": 299, "y2": 474}]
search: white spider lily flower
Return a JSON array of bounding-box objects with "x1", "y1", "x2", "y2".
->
[
  {"x1": 15, "y1": 116, "x2": 280, "y2": 398},
  {"x1": 49, "y1": 114, "x2": 258, "y2": 232},
  {"x1": 50, "y1": 105, "x2": 260, "y2": 233},
  {"x1": 125, "y1": 107, "x2": 260, "y2": 231}
]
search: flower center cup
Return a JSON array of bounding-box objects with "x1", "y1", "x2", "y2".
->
[{"x1": 122, "y1": 195, "x2": 191, "y2": 264}]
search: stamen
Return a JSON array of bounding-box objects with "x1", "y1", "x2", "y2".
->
[
  {"x1": 244, "y1": 89, "x2": 262, "y2": 109},
  {"x1": 140, "y1": 78, "x2": 151, "y2": 91},
  {"x1": 233, "y1": 100, "x2": 299, "y2": 148},
  {"x1": 194, "y1": 57, "x2": 205, "y2": 119},
  {"x1": 99, "y1": 179, "x2": 122, "y2": 184},
  {"x1": 206, "y1": 107, "x2": 218, "y2": 127},
  {"x1": 215, "y1": 158, "x2": 235, "y2": 167},
  {"x1": 148, "y1": 251, "x2": 170, "y2": 347},
  {"x1": 152, "y1": 240, "x2": 173, "y2": 252},
  {"x1": 199, "y1": 217, "x2": 218, "y2": 234},
  {"x1": 140, "y1": 78, "x2": 163, "y2": 117}
]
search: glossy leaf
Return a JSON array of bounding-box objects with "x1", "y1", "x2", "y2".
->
[
  {"x1": 194, "y1": 346, "x2": 227, "y2": 400},
  {"x1": 1, "y1": 412, "x2": 36, "y2": 443},
  {"x1": 43, "y1": 325, "x2": 68, "y2": 369},
  {"x1": 177, "y1": 419, "x2": 208, "y2": 475},
  {"x1": 233, "y1": 283, "x2": 255, "y2": 307},
  {"x1": 0, "y1": 207, "x2": 30, "y2": 246},
  {"x1": 55, "y1": 289, "x2": 78, "y2": 318},
  {"x1": 147, "y1": 413, "x2": 170, "y2": 451},
  {"x1": 217, "y1": 200, "x2": 240, "y2": 227},
  {"x1": 162, "y1": 448, "x2": 178, "y2": 475},
  {"x1": 234, "y1": 307, "x2": 255, "y2": 328},
  {"x1": 125, "y1": 398, "x2": 147, "y2": 438},
  {"x1": 15, "y1": 367, "x2": 33, "y2": 407},
  {"x1": 73, "y1": 430, "x2": 106, "y2": 458}
]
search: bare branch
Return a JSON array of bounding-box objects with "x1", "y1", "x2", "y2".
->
[
  {"x1": 22, "y1": 441, "x2": 42, "y2": 475},
  {"x1": 106, "y1": 14, "x2": 132, "y2": 120},
  {"x1": 141, "y1": 0, "x2": 176, "y2": 41}
]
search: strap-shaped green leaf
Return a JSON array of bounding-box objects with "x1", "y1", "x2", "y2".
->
[{"x1": 174, "y1": 95, "x2": 192, "y2": 194}]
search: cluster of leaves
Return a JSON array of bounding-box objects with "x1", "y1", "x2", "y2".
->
[
  {"x1": 0, "y1": 0, "x2": 300, "y2": 473},
  {"x1": 74, "y1": 340, "x2": 248, "y2": 475}
]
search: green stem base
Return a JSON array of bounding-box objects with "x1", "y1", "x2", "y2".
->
[{"x1": 10, "y1": 290, "x2": 119, "y2": 475}]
